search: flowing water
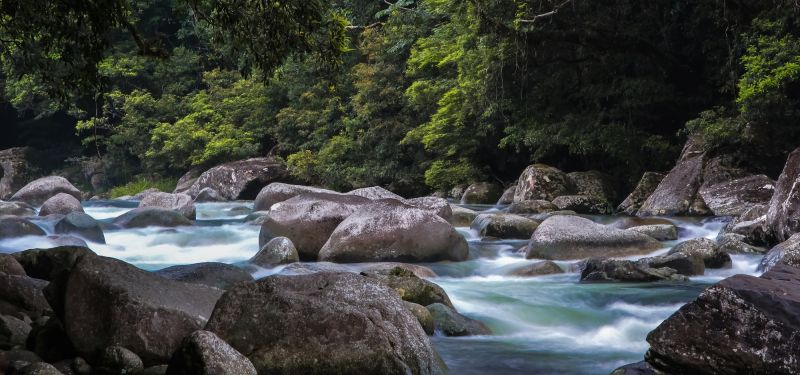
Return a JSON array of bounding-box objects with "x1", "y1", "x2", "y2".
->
[{"x1": 0, "y1": 201, "x2": 763, "y2": 374}]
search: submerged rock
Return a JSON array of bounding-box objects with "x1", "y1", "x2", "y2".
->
[
  {"x1": 206, "y1": 272, "x2": 445, "y2": 374},
  {"x1": 10, "y1": 176, "x2": 82, "y2": 206},
  {"x1": 38, "y1": 193, "x2": 84, "y2": 217},
  {"x1": 139, "y1": 192, "x2": 196, "y2": 220},
  {"x1": 165, "y1": 330, "x2": 256, "y2": 375},
  {"x1": 617, "y1": 172, "x2": 665, "y2": 216},
  {"x1": 426, "y1": 303, "x2": 491, "y2": 337},
  {"x1": 249, "y1": 237, "x2": 299, "y2": 267},
  {"x1": 645, "y1": 264, "x2": 800, "y2": 375},
  {"x1": 513, "y1": 164, "x2": 573, "y2": 202},
  {"x1": 668, "y1": 238, "x2": 731, "y2": 269},
  {"x1": 318, "y1": 200, "x2": 468, "y2": 263},
  {"x1": 527, "y1": 216, "x2": 662, "y2": 260},
  {"x1": 460, "y1": 182, "x2": 502, "y2": 204},
  {"x1": 155, "y1": 262, "x2": 253, "y2": 290},
  {"x1": 766, "y1": 147, "x2": 800, "y2": 242},
  {"x1": 508, "y1": 261, "x2": 564, "y2": 277},
  {"x1": 112, "y1": 207, "x2": 192, "y2": 228},
  {"x1": 471, "y1": 213, "x2": 539, "y2": 239}
]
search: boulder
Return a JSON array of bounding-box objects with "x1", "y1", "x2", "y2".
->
[
  {"x1": 0, "y1": 273, "x2": 50, "y2": 319},
  {"x1": 668, "y1": 238, "x2": 731, "y2": 269},
  {"x1": 38, "y1": 193, "x2": 84, "y2": 217},
  {"x1": 507, "y1": 199, "x2": 558, "y2": 214},
  {"x1": 139, "y1": 192, "x2": 196, "y2": 220},
  {"x1": 179, "y1": 158, "x2": 290, "y2": 200},
  {"x1": 567, "y1": 170, "x2": 617, "y2": 203},
  {"x1": 551, "y1": 195, "x2": 613, "y2": 214},
  {"x1": 628, "y1": 224, "x2": 678, "y2": 241},
  {"x1": 10, "y1": 177, "x2": 81, "y2": 206},
  {"x1": 637, "y1": 137, "x2": 706, "y2": 216},
  {"x1": 318, "y1": 200, "x2": 468, "y2": 263},
  {"x1": 95, "y1": 346, "x2": 144, "y2": 375},
  {"x1": 609, "y1": 217, "x2": 674, "y2": 230},
  {"x1": 470, "y1": 213, "x2": 539, "y2": 239},
  {"x1": 645, "y1": 264, "x2": 800, "y2": 375},
  {"x1": 448, "y1": 185, "x2": 467, "y2": 200},
  {"x1": 404, "y1": 302, "x2": 435, "y2": 335},
  {"x1": 155, "y1": 262, "x2": 253, "y2": 290},
  {"x1": 497, "y1": 185, "x2": 517, "y2": 205},
  {"x1": 133, "y1": 188, "x2": 161, "y2": 201},
  {"x1": 259, "y1": 192, "x2": 371, "y2": 260},
  {"x1": 56, "y1": 256, "x2": 223, "y2": 365},
  {"x1": 645, "y1": 252, "x2": 705, "y2": 276},
  {"x1": 717, "y1": 233, "x2": 766, "y2": 255},
  {"x1": 165, "y1": 330, "x2": 256, "y2": 375},
  {"x1": 618, "y1": 172, "x2": 666, "y2": 215},
  {"x1": 579, "y1": 258, "x2": 687, "y2": 283},
  {"x1": 192, "y1": 188, "x2": 222, "y2": 203},
  {"x1": 347, "y1": 186, "x2": 404, "y2": 201},
  {"x1": 0, "y1": 313, "x2": 31, "y2": 349},
  {"x1": 757, "y1": 233, "x2": 800, "y2": 272},
  {"x1": 249, "y1": 237, "x2": 299, "y2": 267},
  {"x1": 526, "y1": 216, "x2": 662, "y2": 260},
  {"x1": 508, "y1": 261, "x2": 564, "y2": 277},
  {"x1": 362, "y1": 267, "x2": 454, "y2": 308},
  {"x1": 277, "y1": 262, "x2": 355, "y2": 276},
  {"x1": 205, "y1": 272, "x2": 445, "y2": 374},
  {"x1": 0, "y1": 254, "x2": 26, "y2": 276},
  {"x1": 405, "y1": 196, "x2": 453, "y2": 222},
  {"x1": 53, "y1": 213, "x2": 105, "y2": 244},
  {"x1": 359, "y1": 263, "x2": 438, "y2": 278},
  {"x1": 173, "y1": 169, "x2": 201, "y2": 196},
  {"x1": 12, "y1": 246, "x2": 97, "y2": 282},
  {"x1": 0, "y1": 200, "x2": 36, "y2": 216},
  {"x1": 0, "y1": 217, "x2": 45, "y2": 239},
  {"x1": 513, "y1": 164, "x2": 573, "y2": 202},
  {"x1": 766, "y1": 147, "x2": 800, "y2": 242},
  {"x1": 253, "y1": 183, "x2": 335, "y2": 211},
  {"x1": 450, "y1": 205, "x2": 477, "y2": 227},
  {"x1": 112, "y1": 207, "x2": 192, "y2": 228},
  {"x1": 17, "y1": 362, "x2": 64, "y2": 375},
  {"x1": 26, "y1": 316, "x2": 76, "y2": 363},
  {"x1": 0, "y1": 147, "x2": 34, "y2": 200},
  {"x1": 426, "y1": 303, "x2": 491, "y2": 337},
  {"x1": 610, "y1": 361, "x2": 661, "y2": 375},
  {"x1": 460, "y1": 182, "x2": 502, "y2": 204},
  {"x1": 699, "y1": 174, "x2": 775, "y2": 217}
]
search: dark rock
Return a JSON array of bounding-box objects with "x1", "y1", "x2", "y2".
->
[
  {"x1": 450, "y1": 205, "x2": 477, "y2": 227},
  {"x1": 508, "y1": 261, "x2": 564, "y2": 277},
  {"x1": 192, "y1": 188, "x2": 222, "y2": 203},
  {"x1": 10, "y1": 176, "x2": 82, "y2": 207},
  {"x1": 44, "y1": 236, "x2": 88, "y2": 248},
  {"x1": 552, "y1": 194, "x2": 613, "y2": 214},
  {"x1": 645, "y1": 264, "x2": 800, "y2": 375},
  {"x1": 448, "y1": 185, "x2": 467, "y2": 200},
  {"x1": 362, "y1": 267, "x2": 454, "y2": 308},
  {"x1": 645, "y1": 252, "x2": 705, "y2": 276},
  {"x1": 637, "y1": 137, "x2": 706, "y2": 216},
  {"x1": 71, "y1": 357, "x2": 92, "y2": 375},
  {"x1": 138, "y1": 192, "x2": 196, "y2": 220},
  {"x1": 471, "y1": 213, "x2": 539, "y2": 239},
  {"x1": 668, "y1": 238, "x2": 731, "y2": 269},
  {"x1": 766, "y1": 147, "x2": 800, "y2": 242},
  {"x1": 1, "y1": 349, "x2": 42, "y2": 373},
  {"x1": 426, "y1": 303, "x2": 491, "y2": 337},
  {"x1": 155, "y1": 262, "x2": 253, "y2": 290},
  {"x1": 717, "y1": 233, "x2": 766, "y2": 254},
  {"x1": 617, "y1": 173, "x2": 667, "y2": 215},
  {"x1": 0, "y1": 217, "x2": 45, "y2": 239},
  {"x1": 249, "y1": 237, "x2": 299, "y2": 267},
  {"x1": 699, "y1": 174, "x2": 775, "y2": 216},
  {"x1": 610, "y1": 361, "x2": 661, "y2": 375},
  {"x1": 527, "y1": 216, "x2": 662, "y2": 260},
  {"x1": 567, "y1": 170, "x2": 617, "y2": 203},
  {"x1": 165, "y1": 330, "x2": 256, "y2": 375},
  {"x1": 507, "y1": 199, "x2": 558, "y2": 214},
  {"x1": 172, "y1": 169, "x2": 201, "y2": 196},
  {"x1": 0, "y1": 313, "x2": 31, "y2": 349},
  {"x1": 206, "y1": 272, "x2": 445, "y2": 374},
  {"x1": 318, "y1": 200, "x2": 468, "y2": 263},
  {"x1": 579, "y1": 258, "x2": 687, "y2": 283},
  {"x1": 405, "y1": 196, "x2": 453, "y2": 222},
  {"x1": 26, "y1": 316, "x2": 76, "y2": 363},
  {"x1": 180, "y1": 158, "x2": 290, "y2": 200},
  {"x1": 277, "y1": 262, "x2": 355, "y2": 275},
  {"x1": 0, "y1": 254, "x2": 26, "y2": 276},
  {"x1": 138, "y1": 365, "x2": 167, "y2": 375},
  {"x1": 404, "y1": 302, "x2": 435, "y2": 335},
  {"x1": 18, "y1": 362, "x2": 64, "y2": 375},
  {"x1": 56, "y1": 256, "x2": 223, "y2": 365},
  {"x1": 38, "y1": 193, "x2": 83, "y2": 217},
  {"x1": 0, "y1": 274, "x2": 50, "y2": 319},
  {"x1": 757, "y1": 233, "x2": 800, "y2": 272},
  {"x1": 0, "y1": 147, "x2": 34, "y2": 200},
  {"x1": 95, "y1": 346, "x2": 144, "y2": 375},
  {"x1": 0, "y1": 200, "x2": 36, "y2": 216},
  {"x1": 513, "y1": 164, "x2": 573, "y2": 202},
  {"x1": 497, "y1": 185, "x2": 517, "y2": 205},
  {"x1": 12, "y1": 246, "x2": 97, "y2": 282},
  {"x1": 54, "y1": 213, "x2": 105, "y2": 244},
  {"x1": 259, "y1": 192, "x2": 370, "y2": 260},
  {"x1": 253, "y1": 183, "x2": 335, "y2": 211},
  {"x1": 627, "y1": 224, "x2": 678, "y2": 241},
  {"x1": 460, "y1": 182, "x2": 502, "y2": 204},
  {"x1": 359, "y1": 263, "x2": 438, "y2": 278},
  {"x1": 112, "y1": 207, "x2": 192, "y2": 228},
  {"x1": 347, "y1": 186, "x2": 404, "y2": 201}
]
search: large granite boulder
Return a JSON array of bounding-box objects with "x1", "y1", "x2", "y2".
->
[
  {"x1": 249, "y1": 237, "x2": 299, "y2": 267},
  {"x1": 176, "y1": 158, "x2": 290, "y2": 200},
  {"x1": 155, "y1": 262, "x2": 254, "y2": 290},
  {"x1": 0, "y1": 273, "x2": 51, "y2": 319},
  {"x1": 0, "y1": 200, "x2": 36, "y2": 216},
  {"x1": 205, "y1": 272, "x2": 445, "y2": 374},
  {"x1": 766, "y1": 147, "x2": 800, "y2": 242},
  {"x1": 405, "y1": 196, "x2": 453, "y2": 222},
  {"x1": 567, "y1": 170, "x2": 617, "y2": 203},
  {"x1": 757, "y1": 233, "x2": 800, "y2": 272},
  {"x1": 53, "y1": 212, "x2": 105, "y2": 244},
  {"x1": 645, "y1": 264, "x2": 800, "y2": 375},
  {"x1": 112, "y1": 207, "x2": 192, "y2": 228},
  {"x1": 38, "y1": 193, "x2": 84, "y2": 217},
  {"x1": 139, "y1": 192, "x2": 196, "y2": 220},
  {"x1": 165, "y1": 330, "x2": 256, "y2": 375},
  {"x1": 259, "y1": 192, "x2": 371, "y2": 260},
  {"x1": 10, "y1": 177, "x2": 81, "y2": 207},
  {"x1": 347, "y1": 186, "x2": 404, "y2": 201},
  {"x1": 173, "y1": 169, "x2": 202, "y2": 196},
  {"x1": 618, "y1": 172, "x2": 665, "y2": 215},
  {"x1": 497, "y1": 185, "x2": 517, "y2": 205},
  {"x1": 471, "y1": 213, "x2": 539, "y2": 239},
  {"x1": 0, "y1": 217, "x2": 46, "y2": 239},
  {"x1": 668, "y1": 238, "x2": 731, "y2": 269},
  {"x1": 551, "y1": 195, "x2": 613, "y2": 214},
  {"x1": 450, "y1": 205, "x2": 478, "y2": 227},
  {"x1": 318, "y1": 200, "x2": 468, "y2": 263},
  {"x1": 513, "y1": 164, "x2": 573, "y2": 202},
  {"x1": 637, "y1": 137, "x2": 706, "y2": 216},
  {"x1": 460, "y1": 182, "x2": 502, "y2": 204},
  {"x1": 627, "y1": 224, "x2": 678, "y2": 241},
  {"x1": 698, "y1": 174, "x2": 775, "y2": 217},
  {"x1": 253, "y1": 183, "x2": 335, "y2": 211},
  {"x1": 526, "y1": 215, "x2": 662, "y2": 260},
  {"x1": 0, "y1": 147, "x2": 34, "y2": 200},
  {"x1": 55, "y1": 256, "x2": 223, "y2": 365}
]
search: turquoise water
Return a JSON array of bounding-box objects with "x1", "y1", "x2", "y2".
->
[{"x1": 0, "y1": 201, "x2": 762, "y2": 374}]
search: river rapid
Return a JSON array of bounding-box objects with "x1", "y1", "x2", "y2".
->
[{"x1": 0, "y1": 200, "x2": 762, "y2": 375}]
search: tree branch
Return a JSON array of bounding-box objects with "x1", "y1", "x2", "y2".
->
[{"x1": 518, "y1": 0, "x2": 573, "y2": 24}]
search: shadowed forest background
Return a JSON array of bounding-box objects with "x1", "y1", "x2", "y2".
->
[{"x1": 1, "y1": 0, "x2": 799, "y2": 196}]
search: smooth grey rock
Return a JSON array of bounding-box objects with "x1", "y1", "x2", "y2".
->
[
  {"x1": 0, "y1": 313, "x2": 31, "y2": 349},
  {"x1": 471, "y1": 213, "x2": 539, "y2": 239},
  {"x1": 513, "y1": 164, "x2": 573, "y2": 202},
  {"x1": 497, "y1": 185, "x2": 517, "y2": 205},
  {"x1": 139, "y1": 192, "x2": 196, "y2": 220},
  {"x1": 766, "y1": 147, "x2": 800, "y2": 242},
  {"x1": 0, "y1": 217, "x2": 45, "y2": 239},
  {"x1": 165, "y1": 330, "x2": 256, "y2": 375},
  {"x1": 668, "y1": 238, "x2": 731, "y2": 269},
  {"x1": 637, "y1": 137, "x2": 706, "y2": 216},
  {"x1": 450, "y1": 205, "x2": 477, "y2": 227},
  {"x1": 249, "y1": 237, "x2": 299, "y2": 267},
  {"x1": 699, "y1": 174, "x2": 774, "y2": 216},
  {"x1": 508, "y1": 261, "x2": 564, "y2": 277},
  {"x1": 404, "y1": 302, "x2": 435, "y2": 335},
  {"x1": 192, "y1": 188, "x2": 223, "y2": 203},
  {"x1": 347, "y1": 186, "x2": 404, "y2": 201},
  {"x1": 405, "y1": 196, "x2": 453, "y2": 223},
  {"x1": 460, "y1": 182, "x2": 502, "y2": 204},
  {"x1": 0, "y1": 253, "x2": 26, "y2": 276},
  {"x1": 426, "y1": 303, "x2": 491, "y2": 337},
  {"x1": 11, "y1": 176, "x2": 81, "y2": 206},
  {"x1": 38, "y1": 193, "x2": 84, "y2": 217},
  {"x1": 54, "y1": 212, "x2": 105, "y2": 243},
  {"x1": 628, "y1": 224, "x2": 678, "y2": 241},
  {"x1": 112, "y1": 207, "x2": 192, "y2": 228},
  {"x1": 0, "y1": 200, "x2": 36, "y2": 216},
  {"x1": 0, "y1": 273, "x2": 50, "y2": 319},
  {"x1": 178, "y1": 158, "x2": 290, "y2": 200},
  {"x1": 618, "y1": 172, "x2": 665, "y2": 215},
  {"x1": 758, "y1": 233, "x2": 800, "y2": 272},
  {"x1": 155, "y1": 262, "x2": 253, "y2": 290},
  {"x1": 253, "y1": 183, "x2": 335, "y2": 212}
]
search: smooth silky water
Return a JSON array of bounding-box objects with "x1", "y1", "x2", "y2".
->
[{"x1": 0, "y1": 201, "x2": 763, "y2": 374}]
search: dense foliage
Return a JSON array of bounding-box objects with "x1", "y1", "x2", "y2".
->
[{"x1": 1, "y1": 0, "x2": 799, "y2": 195}]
